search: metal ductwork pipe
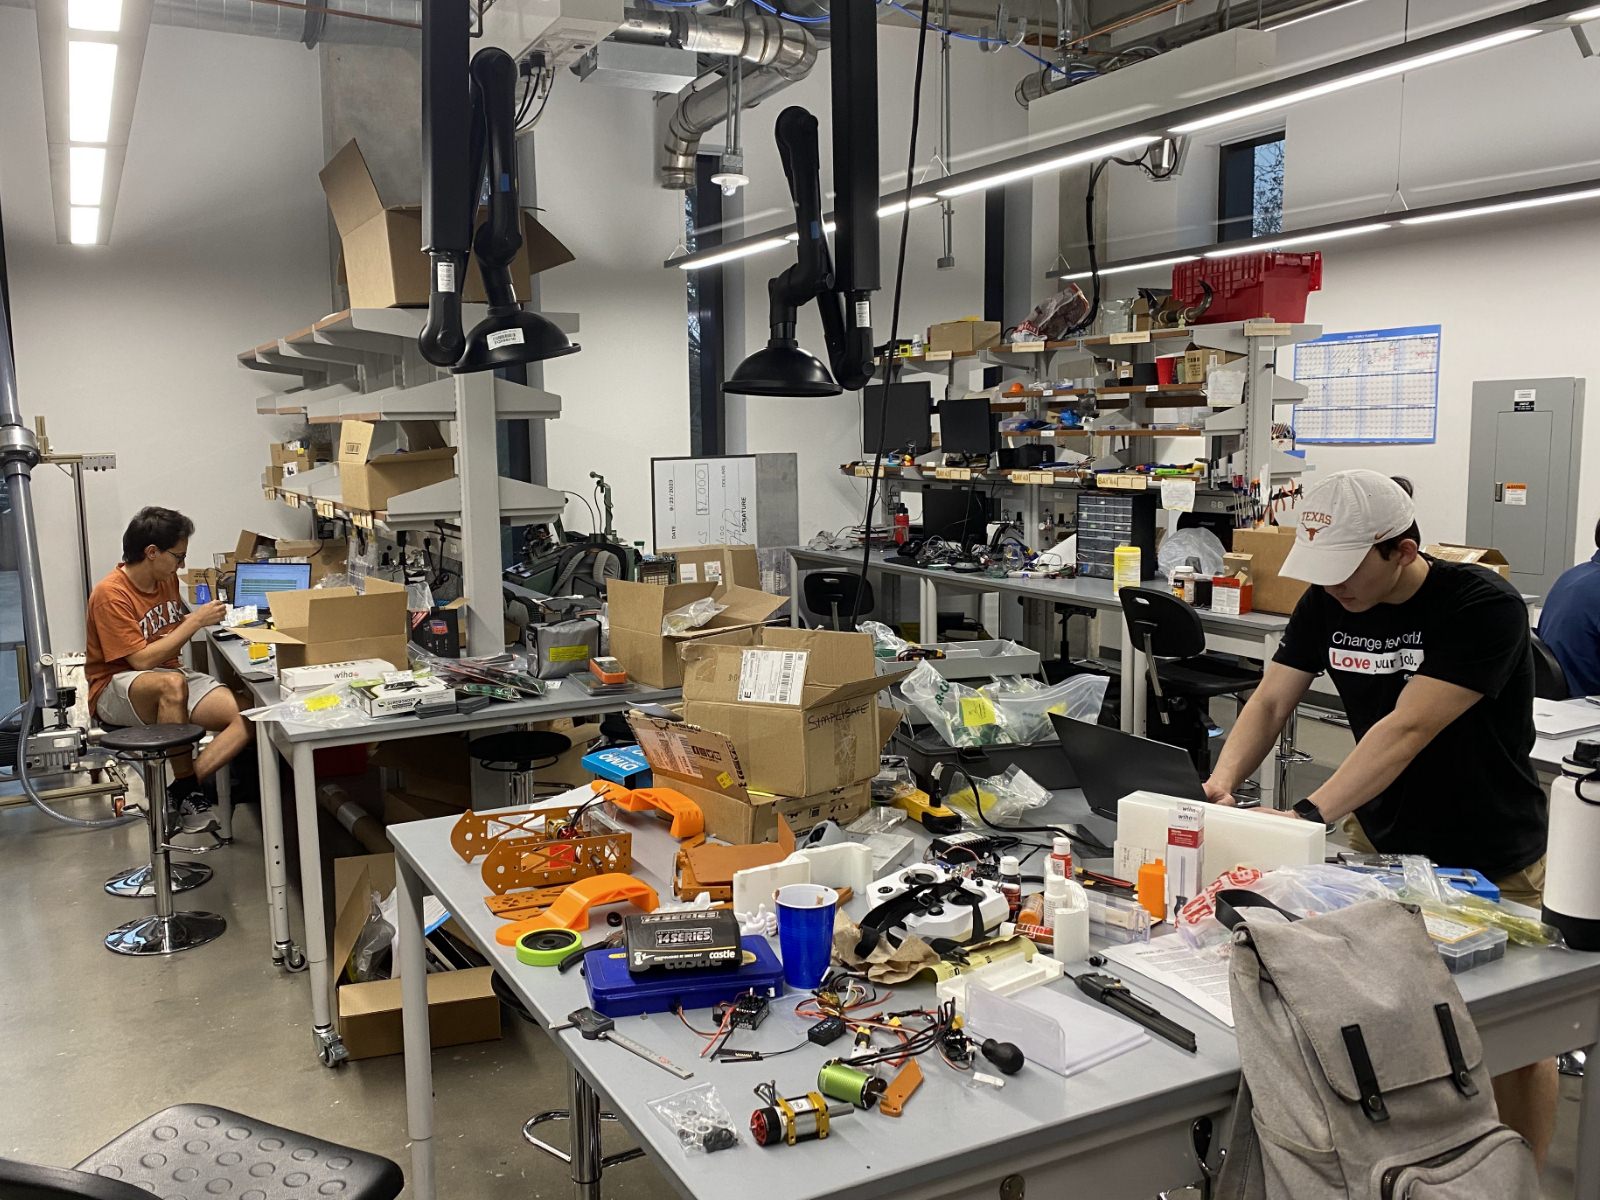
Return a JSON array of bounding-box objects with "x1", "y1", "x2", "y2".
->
[{"x1": 625, "y1": 4, "x2": 817, "y2": 189}]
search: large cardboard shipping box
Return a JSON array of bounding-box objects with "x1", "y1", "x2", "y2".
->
[
  {"x1": 1423, "y1": 543, "x2": 1511, "y2": 581},
  {"x1": 337, "y1": 420, "x2": 457, "y2": 513},
  {"x1": 320, "y1": 140, "x2": 574, "y2": 310},
  {"x1": 627, "y1": 711, "x2": 874, "y2": 843},
  {"x1": 605, "y1": 580, "x2": 787, "y2": 689},
  {"x1": 661, "y1": 544, "x2": 760, "y2": 589},
  {"x1": 926, "y1": 319, "x2": 1002, "y2": 354},
  {"x1": 234, "y1": 577, "x2": 409, "y2": 670},
  {"x1": 332, "y1": 854, "x2": 500, "y2": 1060},
  {"x1": 1229, "y1": 526, "x2": 1311, "y2": 615},
  {"x1": 680, "y1": 628, "x2": 906, "y2": 798}
]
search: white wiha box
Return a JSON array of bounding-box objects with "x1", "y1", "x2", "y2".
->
[
  {"x1": 278, "y1": 658, "x2": 396, "y2": 693},
  {"x1": 1115, "y1": 790, "x2": 1323, "y2": 883}
]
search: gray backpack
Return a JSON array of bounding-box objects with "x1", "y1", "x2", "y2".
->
[{"x1": 1214, "y1": 893, "x2": 1540, "y2": 1200}]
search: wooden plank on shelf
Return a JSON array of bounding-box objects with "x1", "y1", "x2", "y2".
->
[
  {"x1": 933, "y1": 466, "x2": 974, "y2": 481},
  {"x1": 1098, "y1": 474, "x2": 1150, "y2": 491}
]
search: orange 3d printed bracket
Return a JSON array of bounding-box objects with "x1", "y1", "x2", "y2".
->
[
  {"x1": 591, "y1": 781, "x2": 705, "y2": 840},
  {"x1": 494, "y1": 874, "x2": 659, "y2": 946}
]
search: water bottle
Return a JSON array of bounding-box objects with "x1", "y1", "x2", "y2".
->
[
  {"x1": 195, "y1": 582, "x2": 212, "y2": 604},
  {"x1": 1543, "y1": 739, "x2": 1600, "y2": 951}
]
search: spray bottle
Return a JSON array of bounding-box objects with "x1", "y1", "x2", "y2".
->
[{"x1": 1543, "y1": 739, "x2": 1600, "y2": 951}]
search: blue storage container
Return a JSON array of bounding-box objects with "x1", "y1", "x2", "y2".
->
[{"x1": 584, "y1": 935, "x2": 785, "y2": 1018}]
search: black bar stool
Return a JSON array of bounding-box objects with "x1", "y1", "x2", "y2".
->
[{"x1": 100, "y1": 724, "x2": 226, "y2": 957}]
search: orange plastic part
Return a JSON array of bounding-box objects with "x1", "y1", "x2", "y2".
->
[
  {"x1": 1137, "y1": 859, "x2": 1167, "y2": 923},
  {"x1": 879, "y1": 1059, "x2": 923, "y2": 1117},
  {"x1": 591, "y1": 781, "x2": 705, "y2": 840},
  {"x1": 493, "y1": 873, "x2": 659, "y2": 946}
]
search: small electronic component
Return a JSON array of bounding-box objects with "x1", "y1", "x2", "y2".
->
[
  {"x1": 807, "y1": 1016, "x2": 847, "y2": 1046},
  {"x1": 713, "y1": 993, "x2": 770, "y2": 1031},
  {"x1": 590, "y1": 655, "x2": 628, "y2": 685},
  {"x1": 625, "y1": 909, "x2": 742, "y2": 973},
  {"x1": 929, "y1": 830, "x2": 997, "y2": 860}
]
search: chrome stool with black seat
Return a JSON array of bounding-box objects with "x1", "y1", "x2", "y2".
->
[
  {"x1": 99, "y1": 723, "x2": 226, "y2": 956},
  {"x1": 1, "y1": 1103, "x2": 403, "y2": 1200},
  {"x1": 97, "y1": 721, "x2": 226, "y2": 900}
]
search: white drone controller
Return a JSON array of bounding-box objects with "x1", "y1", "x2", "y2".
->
[{"x1": 862, "y1": 863, "x2": 1009, "y2": 945}]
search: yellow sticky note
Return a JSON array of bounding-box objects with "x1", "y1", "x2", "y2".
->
[{"x1": 960, "y1": 696, "x2": 996, "y2": 726}]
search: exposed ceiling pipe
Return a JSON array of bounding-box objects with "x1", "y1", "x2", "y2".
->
[{"x1": 0, "y1": 0, "x2": 418, "y2": 46}]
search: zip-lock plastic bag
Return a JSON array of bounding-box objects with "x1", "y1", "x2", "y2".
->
[
  {"x1": 661, "y1": 597, "x2": 727, "y2": 636},
  {"x1": 898, "y1": 661, "x2": 1109, "y2": 748}
]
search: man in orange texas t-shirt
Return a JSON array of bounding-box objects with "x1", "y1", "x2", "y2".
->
[{"x1": 85, "y1": 507, "x2": 253, "y2": 834}]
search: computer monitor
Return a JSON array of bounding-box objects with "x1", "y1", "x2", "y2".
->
[
  {"x1": 920, "y1": 486, "x2": 992, "y2": 545},
  {"x1": 862, "y1": 382, "x2": 933, "y2": 456},
  {"x1": 1049, "y1": 712, "x2": 1207, "y2": 820},
  {"x1": 233, "y1": 561, "x2": 312, "y2": 613},
  {"x1": 936, "y1": 398, "x2": 997, "y2": 456}
]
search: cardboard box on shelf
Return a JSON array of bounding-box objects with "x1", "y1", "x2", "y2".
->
[
  {"x1": 605, "y1": 579, "x2": 787, "y2": 690},
  {"x1": 233, "y1": 577, "x2": 409, "y2": 670},
  {"x1": 270, "y1": 442, "x2": 308, "y2": 468},
  {"x1": 320, "y1": 139, "x2": 573, "y2": 310},
  {"x1": 1423, "y1": 543, "x2": 1511, "y2": 581},
  {"x1": 661, "y1": 544, "x2": 759, "y2": 589},
  {"x1": 1230, "y1": 526, "x2": 1310, "y2": 615},
  {"x1": 332, "y1": 854, "x2": 499, "y2": 1061},
  {"x1": 384, "y1": 789, "x2": 468, "y2": 825},
  {"x1": 337, "y1": 420, "x2": 457, "y2": 513},
  {"x1": 274, "y1": 537, "x2": 350, "y2": 585},
  {"x1": 626, "y1": 712, "x2": 874, "y2": 844},
  {"x1": 680, "y1": 628, "x2": 907, "y2": 799},
  {"x1": 1180, "y1": 348, "x2": 1243, "y2": 385},
  {"x1": 926, "y1": 319, "x2": 1002, "y2": 354}
]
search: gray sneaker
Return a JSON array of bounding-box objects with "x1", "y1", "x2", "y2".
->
[{"x1": 165, "y1": 780, "x2": 218, "y2": 836}]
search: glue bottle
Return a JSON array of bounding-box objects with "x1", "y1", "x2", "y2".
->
[
  {"x1": 998, "y1": 856, "x2": 1022, "y2": 920},
  {"x1": 1045, "y1": 836, "x2": 1074, "y2": 883}
]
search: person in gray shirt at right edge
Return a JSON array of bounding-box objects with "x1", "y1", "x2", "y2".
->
[{"x1": 1201, "y1": 470, "x2": 1556, "y2": 1173}]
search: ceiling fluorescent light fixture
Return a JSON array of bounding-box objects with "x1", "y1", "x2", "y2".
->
[
  {"x1": 1205, "y1": 222, "x2": 1391, "y2": 257},
  {"x1": 1058, "y1": 254, "x2": 1200, "y2": 281},
  {"x1": 878, "y1": 196, "x2": 937, "y2": 217},
  {"x1": 1171, "y1": 29, "x2": 1538, "y2": 134},
  {"x1": 68, "y1": 40, "x2": 119, "y2": 143},
  {"x1": 1400, "y1": 186, "x2": 1600, "y2": 225},
  {"x1": 675, "y1": 236, "x2": 791, "y2": 270},
  {"x1": 1568, "y1": 4, "x2": 1600, "y2": 18},
  {"x1": 69, "y1": 206, "x2": 100, "y2": 245},
  {"x1": 1263, "y1": 0, "x2": 1374, "y2": 32},
  {"x1": 69, "y1": 146, "x2": 106, "y2": 206},
  {"x1": 935, "y1": 135, "x2": 1159, "y2": 199},
  {"x1": 68, "y1": 0, "x2": 122, "y2": 30}
]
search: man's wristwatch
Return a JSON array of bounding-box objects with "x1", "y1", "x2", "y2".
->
[{"x1": 1292, "y1": 798, "x2": 1326, "y2": 823}]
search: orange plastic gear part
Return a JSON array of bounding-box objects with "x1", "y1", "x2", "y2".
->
[
  {"x1": 590, "y1": 781, "x2": 705, "y2": 840},
  {"x1": 493, "y1": 873, "x2": 659, "y2": 946}
]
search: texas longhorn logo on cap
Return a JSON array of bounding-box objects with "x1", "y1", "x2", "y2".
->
[{"x1": 1300, "y1": 510, "x2": 1335, "y2": 541}]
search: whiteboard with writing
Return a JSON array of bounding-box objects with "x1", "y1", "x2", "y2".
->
[{"x1": 651, "y1": 456, "x2": 759, "y2": 548}]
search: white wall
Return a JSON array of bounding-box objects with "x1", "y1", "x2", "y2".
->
[{"x1": 0, "y1": 12, "x2": 330, "y2": 648}]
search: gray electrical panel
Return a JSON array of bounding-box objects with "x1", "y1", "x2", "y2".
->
[{"x1": 1465, "y1": 377, "x2": 1585, "y2": 600}]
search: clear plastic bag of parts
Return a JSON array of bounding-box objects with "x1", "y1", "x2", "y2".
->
[
  {"x1": 858, "y1": 620, "x2": 911, "y2": 659},
  {"x1": 661, "y1": 597, "x2": 727, "y2": 636},
  {"x1": 1157, "y1": 526, "x2": 1226, "y2": 580},
  {"x1": 649, "y1": 1083, "x2": 741, "y2": 1154},
  {"x1": 240, "y1": 686, "x2": 373, "y2": 730},
  {"x1": 1399, "y1": 854, "x2": 1559, "y2": 947},
  {"x1": 1175, "y1": 864, "x2": 1400, "y2": 951},
  {"x1": 940, "y1": 763, "x2": 1052, "y2": 825},
  {"x1": 348, "y1": 891, "x2": 394, "y2": 982},
  {"x1": 898, "y1": 662, "x2": 1108, "y2": 748}
]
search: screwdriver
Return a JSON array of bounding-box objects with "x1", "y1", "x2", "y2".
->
[{"x1": 549, "y1": 1007, "x2": 695, "y2": 1079}]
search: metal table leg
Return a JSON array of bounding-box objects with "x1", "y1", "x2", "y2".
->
[
  {"x1": 397, "y1": 854, "x2": 436, "y2": 1200},
  {"x1": 258, "y1": 727, "x2": 302, "y2": 971},
  {"x1": 291, "y1": 740, "x2": 346, "y2": 1066},
  {"x1": 1577, "y1": 1035, "x2": 1600, "y2": 1197}
]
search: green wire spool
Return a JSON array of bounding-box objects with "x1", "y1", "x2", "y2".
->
[{"x1": 516, "y1": 928, "x2": 582, "y2": 967}]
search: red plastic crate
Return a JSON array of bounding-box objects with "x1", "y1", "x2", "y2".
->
[{"x1": 1172, "y1": 251, "x2": 1322, "y2": 323}]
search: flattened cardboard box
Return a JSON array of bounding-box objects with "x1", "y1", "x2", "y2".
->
[
  {"x1": 337, "y1": 420, "x2": 457, "y2": 513},
  {"x1": 1229, "y1": 526, "x2": 1310, "y2": 615},
  {"x1": 233, "y1": 576, "x2": 409, "y2": 670},
  {"x1": 625, "y1": 711, "x2": 874, "y2": 844},
  {"x1": 1423, "y1": 543, "x2": 1511, "y2": 581},
  {"x1": 605, "y1": 579, "x2": 787, "y2": 689},
  {"x1": 680, "y1": 627, "x2": 907, "y2": 798},
  {"x1": 660, "y1": 544, "x2": 760, "y2": 589},
  {"x1": 332, "y1": 853, "x2": 500, "y2": 1061}
]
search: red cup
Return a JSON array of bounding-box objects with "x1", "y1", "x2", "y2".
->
[{"x1": 1155, "y1": 355, "x2": 1178, "y2": 385}]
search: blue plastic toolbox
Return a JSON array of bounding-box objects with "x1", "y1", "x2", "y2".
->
[{"x1": 584, "y1": 935, "x2": 785, "y2": 1018}]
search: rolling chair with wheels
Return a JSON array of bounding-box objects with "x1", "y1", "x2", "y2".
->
[
  {"x1": 1531, "y1": 633, "x2": 1570, "y2": 701},
  {"x1": 802, "y1": 572, "x2": 874, "y2": 631},
  {"x1": 1119, "y1": 587, "x2": 1265, "y2": 776},
  {"x1": 1, "y1": 1103, "x2": 403, "y2": 1200}
]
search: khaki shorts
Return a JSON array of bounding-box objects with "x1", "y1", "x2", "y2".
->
[
  {"x1": 96, "y1": 668, "x2": 225, "y2": 728},
  {"x1": 1340, "y1": 817, "x2": 1546, "y2": 909}
]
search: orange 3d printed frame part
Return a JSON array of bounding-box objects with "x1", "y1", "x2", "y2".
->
[
  {"x1": 493, "y1": 874, "x2": 659, "y2": 946},
  {"x1": 591, "y1": 781, "x2": 705, "y2": 840}
]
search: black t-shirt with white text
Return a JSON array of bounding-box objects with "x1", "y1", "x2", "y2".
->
[{"x1": 1273, "y1": 558, "x2": 1546, "y2": 879}]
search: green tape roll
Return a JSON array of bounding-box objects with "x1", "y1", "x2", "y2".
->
[{"x1": 517, "y1": 928, "x2": 582, "y2": 967}]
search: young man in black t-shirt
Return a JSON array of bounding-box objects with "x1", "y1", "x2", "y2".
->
[{"x1": 1202, "y1": 469, "x2": 1555, "y2": 1169}]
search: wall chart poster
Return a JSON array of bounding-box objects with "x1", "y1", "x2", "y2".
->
[
  {"x1": 651, "y1": 455, "x2": 758, "y2": 548},
  {"x1": 1292, "y1": 324, "x2": 1441, "y2": 445}
]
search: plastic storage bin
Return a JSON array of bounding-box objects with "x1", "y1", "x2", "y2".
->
[
  {"x1": 1422, "y1": 912, "x2": 1508, "y2": 974},
  {"x1": 1171, "y1": 252, "x2": 1322, "y2": 323}
]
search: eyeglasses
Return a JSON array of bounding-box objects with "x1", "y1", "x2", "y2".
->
[{"x1": 163, "y1": 549, "x2": 187, "y2": 566}]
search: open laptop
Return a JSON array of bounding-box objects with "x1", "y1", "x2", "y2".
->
[
  {"x1": 1049, "y1": 712, "x2": 1207, "y2": 820},
  {"x1": 233, "y1": 561, "x2": 312, "y2": 614}
]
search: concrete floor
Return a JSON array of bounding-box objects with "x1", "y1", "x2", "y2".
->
[{"x1": 0, "y1": 713, "x2": 1583, "y2": 1199}]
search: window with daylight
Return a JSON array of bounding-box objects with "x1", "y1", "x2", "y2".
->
[{"x1": 1217, "y1": 133, "x2": 1285, "y2": 243}]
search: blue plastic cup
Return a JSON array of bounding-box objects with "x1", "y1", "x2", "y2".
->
[{"x1": 775, "y1": 883, "x2": 839, "y2": 990}]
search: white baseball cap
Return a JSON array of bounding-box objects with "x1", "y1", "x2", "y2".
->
[{"x1": 1280, "y1": 470, "x2": 1417, "y2": 587}]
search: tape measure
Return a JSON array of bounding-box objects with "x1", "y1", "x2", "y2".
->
[{"x1": 516, "y1": 928, "x2": 583, "y2": 967}]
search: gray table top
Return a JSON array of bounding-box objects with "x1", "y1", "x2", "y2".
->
[
  {"x1": 790, "y1": 547, "x2": 1290, "y2": 635},
  {"x1": 206, "y1": 630, "x2": 679, "y2": 747},
  {"x1": 388, "y1": 789, "x2": 1599, "y2": 1200}
]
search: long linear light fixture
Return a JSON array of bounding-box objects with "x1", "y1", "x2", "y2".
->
[
  {"x1": 1048, "y1": 178, "x2": 1600, "y2": 280},
  {"x1": 668, "y1": 0, "x2": 1598, "y2": 272}
]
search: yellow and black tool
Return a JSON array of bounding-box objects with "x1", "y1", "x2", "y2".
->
[{"x1": 891, "y1": 788, "x2": 962, "y2": 834}]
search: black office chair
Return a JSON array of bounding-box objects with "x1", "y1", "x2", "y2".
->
[
  {"x1": 1120, "y1": 587, "x2": 1264, "y2": 774},
  {"x1": 1531, "y1": 633, "x2": 1570, "y2": 701},
  {"x1": 803, "y1": 572, "x2": 875, "y2": 631},
  {"x1": 2, "y1": 1104, "x2": 403, "y2": 1200}
]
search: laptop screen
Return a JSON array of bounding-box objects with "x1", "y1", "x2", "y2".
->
[
  {"x1": 1050, "y1": 713, "x2": 1207, "y2": 819},
  {"x1": 233, "y1": 561, "x2": 312, "y2": 613}
]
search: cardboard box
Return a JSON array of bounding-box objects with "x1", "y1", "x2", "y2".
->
[
  {"x1": 927, "y1": 319, "x2": 1002, "y2": 354},
  {"x1": 233, "y1": 577, "x2": 409, "y2": 670},
  {"x1": 605, "y1": 580, "x2": 787, "y2": 690},
  {"x1": 332, "y1": 854, "x2": 500, "y2": 1061},
  {"x1": 1423, "y1": 543, "x2": 1511, "y2": 581},
  {"x1": 680, "y1": 628, "x2": 906, "y2": 798},
  {"x1": 372, "y1": 734, "x2": 471, "y2": 806},
  {"x1": 320, "y1": 139, "x2": 574, "y2": 310},
  {"x1": 352, "y1": 677, "x2": 455, "y2": 718},
  {"x1": 1230, "y1": 526, "x2": 1311, "y2": 615},
  {"x1": 662, "y1": 544, "x2": 759, "y2": 589},
  {"x1": 273, "y1": 536, "x2": 349, "y2": 586},
  {"x1": 384, "y1": 789, "x2": 468, "y2": 825},
  {"x1": 270, "y1": 442, "x2": 309, "y2": 468},
  {"x1": 1180, "y1": 348, "x2": 1243, "y2": 385},
  {"x1": 627, "y1": 712, "x2": 875, "y2": 844},
  {"x1": 337, "y1": 420, "x2": 457, "y2": 513}
]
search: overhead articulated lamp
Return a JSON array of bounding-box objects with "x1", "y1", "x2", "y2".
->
[{"x1": 417, "y1": 0, "x2": 577, "y2": 372}]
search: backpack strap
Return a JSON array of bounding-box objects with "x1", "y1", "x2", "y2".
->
[
  {"x1": 1434, "y1": 1002, "x2": 1479, "y2": 1098},
  {"x1": 1341, "y1": 1024, "x2": 1390, "y2": 1123},
  {"x1": 1215, "y1": 889, "x2": 1302, "y2": 931}
]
